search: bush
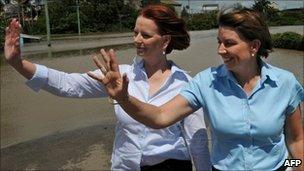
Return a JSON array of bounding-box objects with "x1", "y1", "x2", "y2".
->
[
  {"x1": 272, "y1": 32, "x2": 303, "y2": 51},
  {"x1": 0, "y1": 15, "x2": 5, "y2": 50},
  {"x1": 185, "y1": 11, "x2": 218, "y2": 31},
  {"x1": 268, "y1": 10, "x2": 304, "y2": 26}
]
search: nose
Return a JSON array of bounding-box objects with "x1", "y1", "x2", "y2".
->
[
  {"x1": 134, "y1": 33, "x2": 142, "y2": 44},
  {"x1": 218, "y1": 43, "x2": 227, "y2": 55}
]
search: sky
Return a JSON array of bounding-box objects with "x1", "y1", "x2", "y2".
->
[{"x1": 176, "y1": 0, "x2": 304, "y2": 13}]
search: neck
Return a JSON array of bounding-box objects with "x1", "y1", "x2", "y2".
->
[
  {"x1": 233, "y1": 60, "x2": 261, "y2": 87},
  {"x1": 143, "y1": 56, "x2": 169, "y2": 78}
]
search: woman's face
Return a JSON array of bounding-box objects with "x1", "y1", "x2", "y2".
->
[
  {"x1": 133, "y1": 16, "x2": 166, "y2": 59},
  {"x1": 217, "y1": 26, "x2": 257, "y2": 73}
]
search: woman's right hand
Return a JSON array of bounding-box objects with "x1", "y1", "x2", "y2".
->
[
  {"x1": 4, "y1": 18, "x2": 21, "y2": 65},
  {"x1": 87, "y1": 49, "x2": 129, "y2": 102}
]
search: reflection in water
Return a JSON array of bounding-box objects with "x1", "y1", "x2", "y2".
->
[{"x1": 22, "y1": 43, "x2": 135, "y2": 61}]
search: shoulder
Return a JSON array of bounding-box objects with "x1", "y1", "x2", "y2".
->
[
  {"x1": 192, "y1": 65, "x2": 222, "y2": 84},
  {"x1": 266, "y1": 63, "x2": 299, "y2": 83},
  {"x1": 169, "y1": 60, "x2": 193, "y2": 82}
]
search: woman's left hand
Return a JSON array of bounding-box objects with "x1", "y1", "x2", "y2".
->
[{"x1": 87, "y1": 49, "x2": 129, "y2": 101}]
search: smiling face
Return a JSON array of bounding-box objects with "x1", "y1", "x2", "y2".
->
[
  {"x1": 217, "y1": 26, "x2": 259, "y2": 73},
  {"x1": 133, "y1": 16, "x2": 168, "y2": 59}
]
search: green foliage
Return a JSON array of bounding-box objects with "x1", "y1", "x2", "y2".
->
[
  {"x1": 0, "y1": 14, "x2": 5, "y2": 50},
  {"x1": 81, "y1": 0, "x2": 138, "y2": 33},
  {"x1": 181, "y1": 7, "x2": 189, "y2": 20},
  {"x1": 267, "y1": 10, "x2": 304, "y2": 26},
  {"x1": 251, "y1": 0, "x2": 303, "y2": 26},
  {"x1": 252, "y1": 0, "x2": 276, "y2": 19},
  {"x1": 23, "y1": 0, "x2": 138, "y2": 35},
  {"x1": 185, "y1": 11, "x2": 218, "y2": 31},
  {"x1": 27, "y1": 15, "x2": 47, "y2": 35},
  {"x1": 272, "y1": 32, "x2": 303, "y2": 51},
  {"x1": 141, "y1": 0, "x2": 160, "y2": 7}
]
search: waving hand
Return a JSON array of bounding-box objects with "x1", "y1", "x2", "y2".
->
[
  {"x1": 5, "y1": 18, "x2": 21, "y2": 65},
  {"x1": 87, "y1": 49, "x2": 129, "y2": 102}
]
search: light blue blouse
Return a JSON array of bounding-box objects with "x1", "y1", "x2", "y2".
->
[
  {"x1": 180, "y1": 59, "x2": 303, "y2": 170},
  {"x1": 26, "y1": 58, "x2": 210, "y2": 171}
]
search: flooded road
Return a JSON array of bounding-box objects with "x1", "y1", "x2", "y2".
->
[{"x1": 1, "y1": 26, "x2": 303, "y2": 170}]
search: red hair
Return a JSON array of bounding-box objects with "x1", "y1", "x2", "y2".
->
[{"x1": 139, "y1": 4, "x2": 190, "y2": 54}]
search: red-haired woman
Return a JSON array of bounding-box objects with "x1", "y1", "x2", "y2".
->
[{"x1": 5, "y1": 4, "x2": 210, "y2": 171}]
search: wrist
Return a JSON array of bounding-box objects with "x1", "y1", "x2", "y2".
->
[
  {"x1": 115, "y1": 94, "x2": 130, "y2": 104},
  {"x1": 8, "y1": 57, "x2": 22, "y2": 67}
]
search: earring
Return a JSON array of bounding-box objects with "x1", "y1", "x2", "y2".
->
[
  {"x1": 251, "y1": 53, "x2": 255, "y2": 57},
  {"x1": 162, "y1": 51, "x2": 166, "y2": 55}
]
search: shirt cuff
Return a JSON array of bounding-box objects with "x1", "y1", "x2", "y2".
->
[{"x1": 25, "y1": 64, "x2": 48, "y2": 92}]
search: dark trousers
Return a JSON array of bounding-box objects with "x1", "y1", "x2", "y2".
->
[
  {"x1": 212, "y1": 163, "x2": 288, "y2": 171},
  {"x1": 141, "y1": 159, "x2": 192, "y2": 171}
]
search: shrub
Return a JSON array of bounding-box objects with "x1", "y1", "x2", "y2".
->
[
  {"x1": 0, "y1": 15, "x2": 5, "y2": 50},
  {"x1": 268, "y1": 9, "x2": 304, "y2": 26},
  {"x1": 185, "y1": 11, "x2": 218, "y2": 31},
  {"x1": 272, "y1": 32, "x2": 303, "y2": 51}
]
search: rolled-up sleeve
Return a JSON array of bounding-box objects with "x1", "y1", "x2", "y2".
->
[
  {"x1": 26, "y1": 64, "x2": 48, "y2": 92},
  {"x1": 26, "y1": 64, "x2": 107, "y2": 98}
]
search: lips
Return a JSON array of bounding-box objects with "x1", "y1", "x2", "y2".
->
[
  {"x1": 223, "y1": 57, "x2": 233, "y2": 64},
  {"x1": 136, "y1": 47, "x2": 145, "y2": 54}
]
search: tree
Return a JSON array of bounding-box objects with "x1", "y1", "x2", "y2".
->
[
  {"x1": 252, "y1": 0, "x2": 277, "y2": 19},
  {"x1": 181, "y1": 6, "x2": 189, "y2": 20}
]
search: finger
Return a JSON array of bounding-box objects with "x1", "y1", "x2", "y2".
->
[
  {"x1": 122, "y1": 74, "x2": 129, "y2": 93},
  {"x1": 92, "y1": 56, "x2": 107, "y2": 75},
  {"x1": 5, "y1": 27, "x2": 10, "y2": 36},
  {"x1": 87, "y1": 71, "x2": 109, "y2": 85},
  {"x1": 9, "y1": 19, "x2": 20, "y2": 38},
  {"x1": 109, "y1": 49, "x2": 120, "y2": 72},
  {"x1": 122, "y1": 73, "x2": 129, "y2": 86},
  {"x1": 14, "y1": 37, "x2": 20, "y2": 46},
  {"x1": 100, "y1": 49, "x2": 111, "y2": 71},
  {"x1": 5, "y1": 27, "x2": 11, "y2": 43}
]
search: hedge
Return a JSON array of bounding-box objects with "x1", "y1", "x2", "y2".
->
[{"x1": 272, "y1": 32, "x2": 304, "y2": 51}]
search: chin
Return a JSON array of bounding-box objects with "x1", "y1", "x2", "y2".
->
[
  {"x1": 136, "y1": 50, "x2": 145, "y2": 57},
  {"x1": 136, "y1": 53, "x2": 145, "y2": 57}
]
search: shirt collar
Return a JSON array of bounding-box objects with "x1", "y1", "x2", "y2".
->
[
  {"x1": 213, "y1": 58, "x2": 278, "y2": 83},
  {"x1": 259, "y1": 59, "x2": 278, "y2": 83},
  {"x1": 132, "y1": 57, "x2": 189, "y2": 76}
]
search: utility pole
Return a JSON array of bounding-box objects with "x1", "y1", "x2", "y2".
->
[
  {"x1": 44, "y1": 0, "x2": 51, "y2": 46},
  {"x1": 76, "y1": 0, "x2": 81, "y2": 37}
]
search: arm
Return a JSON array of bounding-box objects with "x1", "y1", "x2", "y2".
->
[
  {"x1": 285, "y1": 105, "x2": 303, "y2": 171},
  {"x1": 5, "y1": 19, "x2": 107, "y2": 98},
  {"x1": 120, "y1": 95, "x2": 196, "y2": 129},
  {"x1": 182, "y1": 109, "x2": 211, "y2": 171},
  {"x1": 29, "y1": 65, "x2": 108, "y2": 98},
  {"x1": 88, "y1": 49, "x2": 196, "y2": 128},
  {"x1": 5, "y1": 19, "x2": 36, "y2": 79}
]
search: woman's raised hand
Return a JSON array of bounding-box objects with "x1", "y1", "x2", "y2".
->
[
  {"x1": 88, "y1": 49, "x2": 129, "y2": 102},
  {"x1": 4, "y1": 18, "x2": 21, "y2": 65}
]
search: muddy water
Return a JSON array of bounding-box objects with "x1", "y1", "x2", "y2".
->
[{"x1": 1, "y1": 28, "x2": 303, "y2": 170}]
